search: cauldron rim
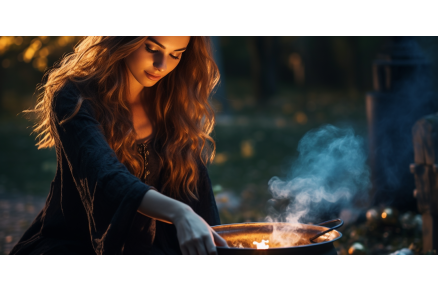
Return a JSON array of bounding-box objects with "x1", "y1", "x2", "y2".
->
[{"x1": 212, "y1": 221, "x2": 343, "y2": 250}]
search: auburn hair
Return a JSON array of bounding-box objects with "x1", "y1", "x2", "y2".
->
[{"x1": 24, "y1": 36, "x2": 219, "y2": 201}]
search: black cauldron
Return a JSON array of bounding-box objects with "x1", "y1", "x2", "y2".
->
[{"x1": 212, "y1": 219, "x2": 343, "y2": 255}]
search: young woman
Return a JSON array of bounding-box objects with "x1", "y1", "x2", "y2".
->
[{"x1": 10, "y1": 36, "x2": 228, "y2": 255}]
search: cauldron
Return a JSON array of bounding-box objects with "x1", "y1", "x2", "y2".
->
[{"x1": 212, "y1": 219, "x2": 343, "y2": 255}]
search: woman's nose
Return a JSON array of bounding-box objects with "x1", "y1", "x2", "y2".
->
[{"x1": 153, "y1": 55, "x2": 167, "y2": 72}]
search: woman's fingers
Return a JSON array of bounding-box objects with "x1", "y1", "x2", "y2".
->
[
  {"x1": 185, "y1": 244, "x2": 198, "y2": 255},
  {"x1": 211, "y1": 228, "x2": 228, "y2": 247},
  {"x1": 181, "y1": 236, "x2": 216, "y2": 255},
  {"x1": 184, "y1": 238, "x2": 207, "y2": 255},
  {"x1": 195, "y1": 238, "x2": 208, "y2": 255},
  {"x1": 204, "y1": 234, "x2": 218, "y2": 255}
]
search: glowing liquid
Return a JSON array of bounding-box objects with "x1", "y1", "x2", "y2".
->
[{"x1": 253, "y1": 239, "x2": 269, "y2": 249}]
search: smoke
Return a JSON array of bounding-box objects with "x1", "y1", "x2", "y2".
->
[{"x1": 266, "y1": 124, "x2": 371, "y2": 225}]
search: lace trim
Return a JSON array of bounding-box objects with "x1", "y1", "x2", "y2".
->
[{"x1": 137, "y1": 142, "x2": 150, "y2": 181}]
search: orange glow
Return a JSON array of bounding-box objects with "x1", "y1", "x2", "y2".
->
[
  {"x1": 39, "y1": 47, "x2": 49, "y2": 58},
  {"x1": 214, "y1": 153, "x2": 228, "y2": 164},
  {"x1": 295, "y1": 112, "x2": 308, "y2": 125},
  {"x1": 13, "y1": 36, "x2": 23, "y2": 46},
  {"x1": 288, "y1": 53, "x2": 305, "y2": 84},
  {"x1": 23, "y1": 38, "x2": 42, "y2": 63},
  {"x1": 253, "y1": 240, "x2": 269, "y2": 249},
  {"x1": 0, "y1": 36, "x2": 14, "y2": 54},
  {"x1": 57, "y1": 36, "x2": 75, "y2": 47},
  {"x1": 33, "y1": 57, "x2": 47, "y2": 72},
  {"x1": 241, "y1": 140, "x2": 254, "y2": 158},
  {"x1": 381, "y1": 212, "x2": 387, "y2": 219}
]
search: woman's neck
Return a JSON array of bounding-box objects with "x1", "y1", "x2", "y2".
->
[
  {"x1": 126, "y1": 68, "x2": 145, "y2": 105},
  {"x1": 126, "y1": 68, "x2": 154, "y2": 144}
]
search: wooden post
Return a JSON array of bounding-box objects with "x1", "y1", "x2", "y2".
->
[{"x1": 411, "y1": 115, "x2": 438, "y2": 253}]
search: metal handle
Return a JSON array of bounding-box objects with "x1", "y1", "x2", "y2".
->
[{"x1": 309, "y1": 219, "x2": 344, "y2": 243}]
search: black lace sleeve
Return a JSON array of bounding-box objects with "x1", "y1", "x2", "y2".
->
[
  {"x1": 52, "y1": 82, "x2": 152, "y2": 254},
  {"x1": 194, "y1": 163, "x2": 221, "y2": 226}
]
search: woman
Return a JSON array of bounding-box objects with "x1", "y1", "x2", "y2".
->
[{"x1": 10, "y1": 36, "x2": 228, "y2": 255}]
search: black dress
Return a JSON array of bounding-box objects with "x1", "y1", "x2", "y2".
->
[{"x1": 9, "y1": 82, "x2": 221, "y2": 255}]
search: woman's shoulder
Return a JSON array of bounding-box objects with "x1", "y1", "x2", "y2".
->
[
  {"x1": 55, "y1": 80, "x2": 81, "y2": 100},
  {"x1": 52, "y1": 81, "x2": 95, "y2": 120}
]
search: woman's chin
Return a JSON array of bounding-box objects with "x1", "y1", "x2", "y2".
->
[{"x1": 142, "y1": 79, "x2": 159, "y2": 88}]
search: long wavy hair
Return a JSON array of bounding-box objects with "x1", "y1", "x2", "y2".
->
[{"x1": 24, "y1": 36, "x2": 219, "y2": 201}]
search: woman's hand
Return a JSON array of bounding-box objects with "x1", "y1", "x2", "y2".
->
[
  {"x1": 173, "y1": 207, "x2": 228, "y2": 255},
  {"x1": 137, "y1": 189, "x2": 228, "y2": 255}
]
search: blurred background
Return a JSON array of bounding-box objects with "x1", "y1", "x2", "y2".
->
[{"x1": 2, "y1": 36, "x2": 438, "y2": 255}]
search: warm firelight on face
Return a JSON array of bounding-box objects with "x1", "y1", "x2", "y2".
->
[{"x1": 253, "y1": 240, "x2": 269, "y2": 249}]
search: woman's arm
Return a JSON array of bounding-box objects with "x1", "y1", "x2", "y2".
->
[
  {"x1": 53, "y1": 83, "x2": 151, "y2": 254},
  {"x1": 137, "y1": 189, "x2": 228, "y2": 255}
]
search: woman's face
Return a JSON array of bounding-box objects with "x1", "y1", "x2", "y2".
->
[{"x1": 125, "y1": 36, "x2": 191, "y2": 87}]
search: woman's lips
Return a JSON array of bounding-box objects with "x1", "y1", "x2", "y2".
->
[{"x1": 145, "y1": 71, "x2": 162, "y2": 81}]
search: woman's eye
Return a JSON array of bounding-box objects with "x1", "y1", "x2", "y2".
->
[
  {"x1": 145, "y1": 45, "x2": 180, "y2": 60},
  {"x1": 145, "y1": 45, "x2": 158, "y2": 53}
]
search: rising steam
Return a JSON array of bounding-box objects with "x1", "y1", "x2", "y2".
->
[{"x1": 266, "y1": 125, "x2": 371, "y2": 224}]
